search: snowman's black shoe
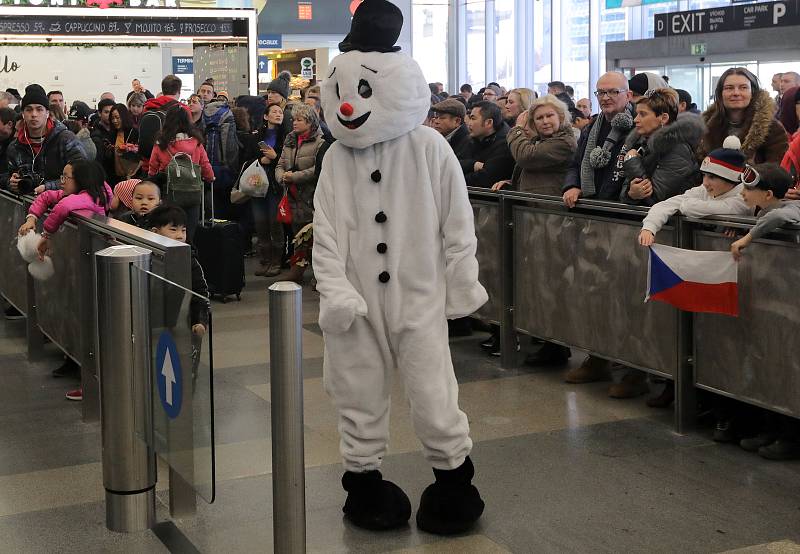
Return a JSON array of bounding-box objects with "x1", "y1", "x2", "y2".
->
[
  {"x1": 341, "y1": 470, "x2": 411, "y2": 531},
  {"x1": 416, "y1": 456, "x2": 484, "y2": 535}
]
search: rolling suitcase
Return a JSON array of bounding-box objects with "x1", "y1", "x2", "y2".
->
[{"x1": 193, "y1": 182, "x2": 245, "y2": 302}]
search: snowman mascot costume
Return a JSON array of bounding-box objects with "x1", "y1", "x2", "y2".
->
[{"x1": 313, "y1": 0, "x2": 488, "y2": 535}]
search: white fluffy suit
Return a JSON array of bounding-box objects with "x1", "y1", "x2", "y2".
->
[{"x1": 313, "y1": 50, "x2": 488, "y2": 473}]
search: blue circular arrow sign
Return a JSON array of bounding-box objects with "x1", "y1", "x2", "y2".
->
[{"x1": 155, "y1": 331, "x2": 183, "y2": 420}]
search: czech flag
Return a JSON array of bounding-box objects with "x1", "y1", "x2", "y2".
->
[{"x1": 646, "y1": 244, "x2": 739, "y2": 317}]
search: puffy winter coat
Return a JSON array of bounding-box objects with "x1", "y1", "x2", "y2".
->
[
  {"x1": 75, "y1": 128, "x2": 96, "y2": 161},
  {"x1": 4, "y1": 120, "x2": 87, "y2": 190},
  {"x1": 620, "y1": 115, "x2": 704, "y2": 206},
  {"x1": 697, "y1": 90, "x2": 788, "y2": 164},
  {"x1": 147, "y1": 136, "x2": 215, "y2": 183},
  {"x1": 507, "y1": 125, "x2": 576, "y2": 195},
  {"x1": 276, "y1": 128, "x2": 326, "y2": 226},
  {"x1": 28, "y1": 182, "x2": 113, "y2": 234}
]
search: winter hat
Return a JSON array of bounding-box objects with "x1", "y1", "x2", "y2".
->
[
  {"x1": 700, "y1": 135, "x2": 746, "y2": 182},
  {"x1": 21, "y1": 84, "x2": 49, "y2": 109},
  {"x1": 68, "y1": 101, "x2": 93, "y2": 122},
  {"x1": 6, "y1": 88, "x2": 21, "y2": 102},
  {"x1": 338, "y1": 0, "x2": 402, "y2": 53},
  {"x1": 432, "y1": 98, "x2": 466, "y2": 119},
  {"x1": 267, "y1": 71, "x2": 292, "y2": 100},
  {"x1": 484, "y1": 84, "x2": 502, "y2": 98},
  {"x1": 628, "y1": 72, "x2": 669, "y2": 97}
]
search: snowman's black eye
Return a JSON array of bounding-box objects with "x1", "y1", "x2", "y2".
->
[
  {"x1": 335, "y1": 82, "x2": 340, "y2": 100},
  {"x1": 358, "y1": 79, "x2": 372, "y2": 99}
]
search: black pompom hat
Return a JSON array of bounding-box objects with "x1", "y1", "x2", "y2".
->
[{"x1": 339, "y1": 0, "x2": 403, "y2": 53}]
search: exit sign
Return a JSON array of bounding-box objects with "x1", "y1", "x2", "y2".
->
[
  {"x1": 690, "y1": 42, "x2": 707, "y2": 55},
  {"x1": 298, "y1": 1, "x2": 312, "y2": 20}
]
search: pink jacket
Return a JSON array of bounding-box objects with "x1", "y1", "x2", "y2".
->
[
  {"x1": 29, "y1": 183, "x2": 113, "y2": 235},
  {"x1": 147, "y1": 137, "x2": 215, "y2": 182}
]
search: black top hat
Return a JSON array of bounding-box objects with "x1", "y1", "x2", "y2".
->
[{"x1": 339, "y1": 0, "x2": 403, "y2": 53}]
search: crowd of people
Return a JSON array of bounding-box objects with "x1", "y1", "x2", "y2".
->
[
  {"x1": 1, "y1": 64, "x2": 799, "y2": 456},
  {"x1": 427, "y1": 68, "x2": 800, "y2": 461}
]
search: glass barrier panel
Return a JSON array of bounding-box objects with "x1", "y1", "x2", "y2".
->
[{"x1": 131, "y1": 264, "x2": 215, "y2": 503}]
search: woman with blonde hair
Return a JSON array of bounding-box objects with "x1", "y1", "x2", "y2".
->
[
  {"x1": 493, "y1": 94, "x2": 577, "y2": 196},
  {"x1": 503, "y1": 87, "x2": 536, "y2": 126}
]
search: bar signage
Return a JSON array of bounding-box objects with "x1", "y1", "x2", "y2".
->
[
  {"x1": 654, "y1": 0, "x2": 800, "y2": 37},
  {"x1": 0, "y1": 15, "x2": 235, "y2": 36}
]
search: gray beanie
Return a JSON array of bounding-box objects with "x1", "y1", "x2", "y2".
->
[{"x1": 267, "y1": 70, "x2": 292, "y2": 100}]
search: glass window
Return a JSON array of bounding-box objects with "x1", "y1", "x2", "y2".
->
[
  {"x1": 599, "y1": 6, "x2": 628, "y2": 82},
  {"x1": 560, "y1": 0, "x2": 590, "y2": 100},
  {"x1": 412, "y1": 0, "x2": 450, "y2": 91},
  {"x1": 464, "y1": 0, "x2": 486, "y2": 89},
  {"x1": 643, "y1": 2, "x2": 679, "y2": 39},
  {"x1": 687, "y1": 0, "x2": 731, "y2": 9},
  {"x1": 494, "y1": 0, "x2": 514, "y2": 90},
  {"x1": 533, "y1": 0, "x2": 552, "y2": 96}
]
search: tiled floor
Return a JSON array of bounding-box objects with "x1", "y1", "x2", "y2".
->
[{"x1": 1, "y1": 260, "x2": 799, "y2": 553}]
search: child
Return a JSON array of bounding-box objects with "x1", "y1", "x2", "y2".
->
[
  {"x1": 146, "y1": 204, "x2": 210, "y2": 337},
  {"x1": 638, "y1": 136, "x2": 750, "y2": 247},
  {"x1": 116, "y1": 180, "x2": 160, "y2": 227},
  {"x1": 728, "y1": 163, "x2": 800, "y2": 460},
  {"x1": 18, "y1": 160, "x2": 112, "y2": 260},
  {"x1": 109, "y1": 177, "x2": 140, "y2": 217},
  {"x1": 730, "y1": 163, "x2": 799, "y2": 260}
]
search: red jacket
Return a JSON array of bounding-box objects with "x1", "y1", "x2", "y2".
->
[{"x1": 148, "y1": 136, "x2": 215, "y2": 182}]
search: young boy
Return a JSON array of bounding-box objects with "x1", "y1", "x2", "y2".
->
[
  {"x1": 731, "y1": 163, "x2": 799, "y2": 260},
  {"x1": 638, "y1": 136, "x2": 750, "y2": 246},
  {"x1": 117, "y1": 180, "x2": 161, "y2": 227},
  {"x1": 146, "y1": 204, "x2": 209, "y2": 337}
]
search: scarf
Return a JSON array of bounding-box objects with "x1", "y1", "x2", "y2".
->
[{"x1": 579, "y1": 104, "x2": 634, "y2": 197}]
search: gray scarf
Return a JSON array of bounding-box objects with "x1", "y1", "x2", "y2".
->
[{"x1": 579, "y1": 104, "x2": 634, "y2": 197}]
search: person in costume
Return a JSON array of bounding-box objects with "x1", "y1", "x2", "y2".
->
[{"x1": 312, "y1": 0, "x2": 488, "y2": 536}]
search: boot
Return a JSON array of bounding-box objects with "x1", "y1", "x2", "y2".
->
[
  {"x1": 564, "y1": 356, "x2": 611, "y2": 384},
  {"x1": 416, "y1": 456, "x2": 484, "y2": 535},
  {"x1": 608, "y1": 370, "x2": 649, "y2": 399},
  {"x1": 341, "y1": 470, "x2": 411, "y2": 531},
  {"x1": 276, "y1": 263, "x2": 307, "y2": 284},
  {"x1": 524, "y1": 342, "x2": 571, "y2": 367}
]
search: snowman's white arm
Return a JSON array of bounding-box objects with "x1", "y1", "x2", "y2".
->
[
  {"x1": 311, "y1": 172, "x2": 368, "y2": 314},
  {"x1": 437, "y1": 146, "x2": 489, "y2": 318}
]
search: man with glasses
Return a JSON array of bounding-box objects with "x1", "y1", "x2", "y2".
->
[
  {"x1": 431, "y1": 98, "x2": 471, "y2": 159},
  {"x1": 540, "y1": 72, "x2": 634, "y2": 379},
  {"x1": 4, "y1": 84, "x2": 86, "y2": 194}
]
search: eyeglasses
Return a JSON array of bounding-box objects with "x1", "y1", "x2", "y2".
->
[
  {"x1": 741, "y1": 164, "x2": 761, "y2": 188},
  {"x1": 60, "y1": 173, "x2": 74, "y2": 183},
  {"x1": 594, "y1": 88, "x2": 627, "y2": 99}
]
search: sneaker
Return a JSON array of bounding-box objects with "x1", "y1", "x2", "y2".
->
[
  {"x1": 4, "y1": 306, "x2": 24, "y2": 320},
  {"x1": 608, "y1": 370, "x2": 649, "y2": 399},
  {"x1": 565, "y1": 356, "x2": 611, "y2": 384},
  {"x1": 739, "y1": 432, "x2": 777, "y2": 453},
  {"x1": 490, "y1": 336, "x2": 520, "y2": 357},
  {"x1": 713, "y1": 419, "x2": 737, "y2": 443},
  {"x1": 52, "y1": 358, "x2": 80, "y2": 378},
  {"x1": 480, "y1": 335, "x2": 498, "y2": 350},
  {"x1": 65, "y1": 388, "x2": 83, "y2": 401},
  {"x1": 524, "y1": 342, "x2": 571, "y2": 367},
  {"x1": 758, "y1": 438, "x2": 800, "y2": 461}
]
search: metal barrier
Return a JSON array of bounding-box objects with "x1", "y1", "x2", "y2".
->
[
  {"x1": 469, "y1": 189, "x2": 800, "y2": 431},
  {"x1": 268, "y1": 282, "x2": 306, "y2": 554},
  {"x1": 0, "y1": 190, "x2": 199, "y2": 519}
]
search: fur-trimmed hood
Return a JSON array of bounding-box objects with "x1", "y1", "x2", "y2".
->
[
  {"x1": 624, "y1": 113, "x2": 705, "y2": 153},
  {"x1": 699, "y1": 89, "x2": 778, "y2": 160}
]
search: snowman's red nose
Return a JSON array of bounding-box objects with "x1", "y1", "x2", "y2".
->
[{"x1": 340, "y1": 102, "x2": 354, "y2": 117}]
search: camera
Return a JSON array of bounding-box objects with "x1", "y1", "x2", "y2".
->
[{"x1": 16, "y1": 172, "x2": 42, "y2": 195}]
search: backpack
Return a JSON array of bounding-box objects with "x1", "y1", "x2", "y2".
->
[
  {"x1": 138, "y1": 109, "x2": 167, "y2": 162},
  {"x1": 165, "y1": 150, "x2": 203, "y2": 207}
]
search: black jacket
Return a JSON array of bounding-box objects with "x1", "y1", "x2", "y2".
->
[
  {"x1": 3, "y1": 121, "x2": 87, "y2": 190},
  {"x1": 190, "y1": 252, "x2": 210, "y2": 328},
  {"x1": 459, "y1": 123, "x2": 515, "y2": 187},
  {"x1": 446, "y1": 124, "x2": 472, "y2": 159},
  {"x1": 0, "y1": 134, "x2": 13, "y2": 183}
]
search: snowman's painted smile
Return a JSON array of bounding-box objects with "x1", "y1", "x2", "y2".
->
[{"x1": 338, "y1": 111, "x2": 371, "y2": 130}]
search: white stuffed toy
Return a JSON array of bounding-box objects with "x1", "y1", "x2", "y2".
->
[
  {"x1": 313, "y1": 0, "x2": 487, "y2": 535},
  {"x1": 17, "y1": 231, "x2": 54, "y2": 281}
]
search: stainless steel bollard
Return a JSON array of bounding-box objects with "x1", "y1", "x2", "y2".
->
[
  {"x1": 268, "y1": 282, "x2": 306, "y2": 554},
  {"x1": 95, "y1": 245, "x2": 156, "y2": 532}
]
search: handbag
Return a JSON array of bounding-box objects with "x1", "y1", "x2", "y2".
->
[{"x1": 276, "y1": 186, "x2": 293, "y2": 224}]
